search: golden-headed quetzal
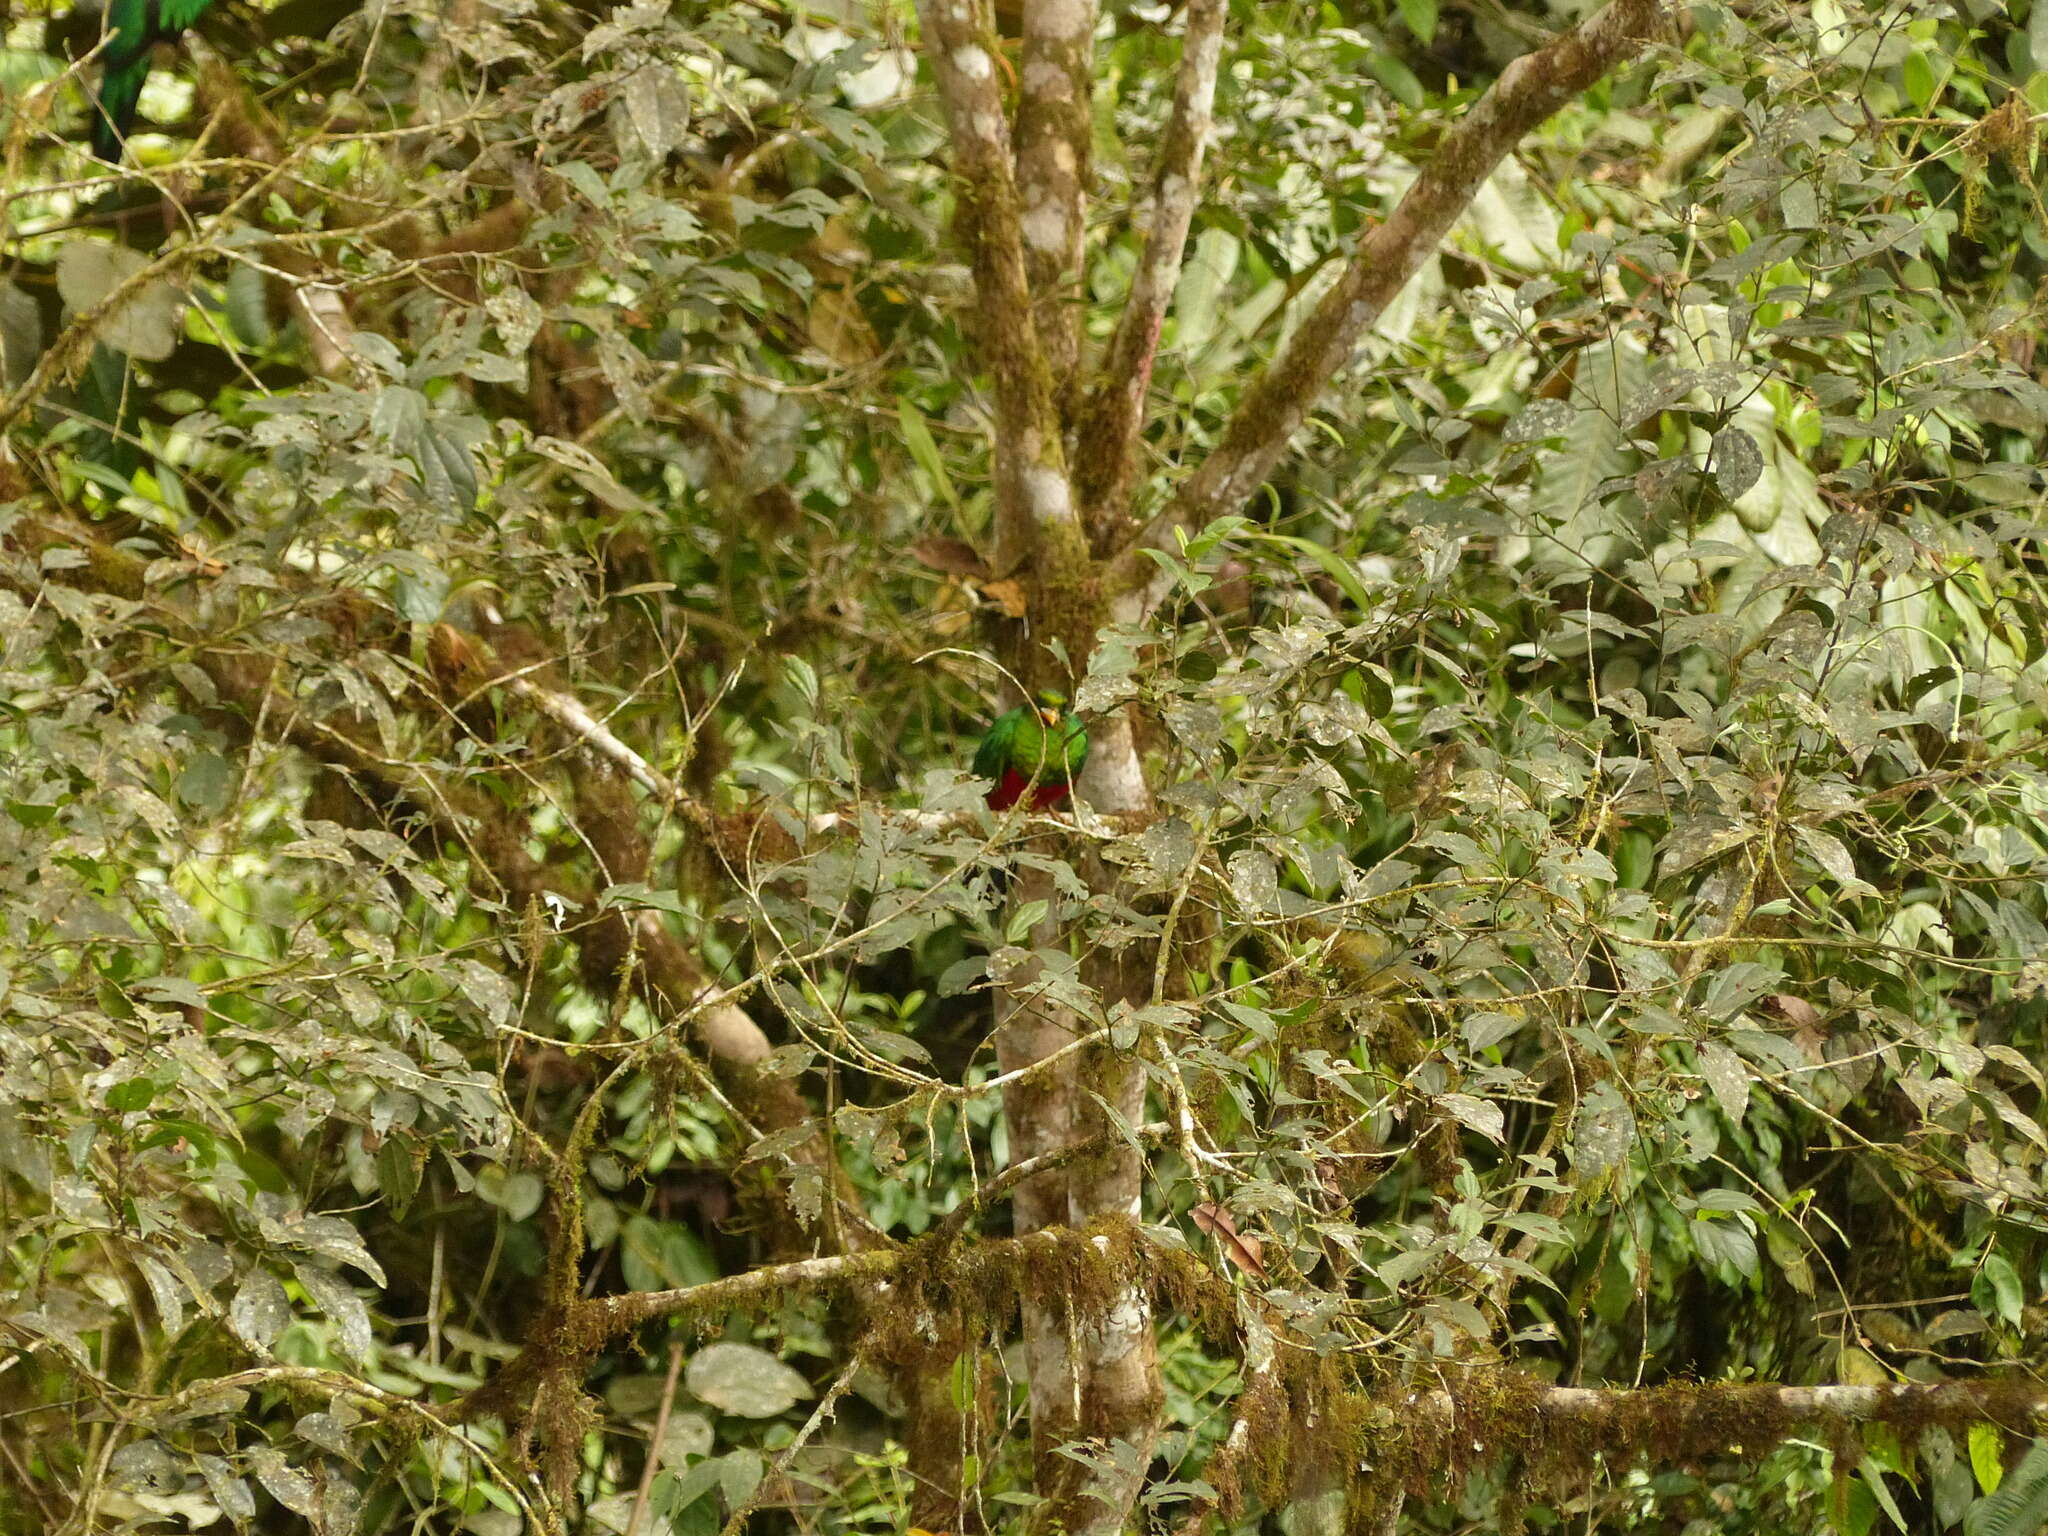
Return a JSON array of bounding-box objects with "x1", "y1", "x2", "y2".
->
[
  {"x1": 89, "y1": 0, "x2": 213, "y2": 164},
  {"x1": 973, "y1": 692, "x2": 1088, "y2": 811}
]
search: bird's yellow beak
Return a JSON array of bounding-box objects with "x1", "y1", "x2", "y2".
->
[{"x1": 1039, "y1": 707, "x2": 1060, "y2": 726}]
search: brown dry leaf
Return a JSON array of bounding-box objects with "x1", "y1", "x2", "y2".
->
[
  {"x1": 979, "y1": 578, "x2": 1028, "y2": 618},
  {"x1": 1763, "y1": 992, "x2": 1821, "y2": 1029},
  {"x1": 1190, "y1": 1202, "x2": 1268, "y2": 1280},
  {"x1": 807, "y1": 284, "x2": 879, "y2": 366},
  {"x1": 1762, "y1": 992, "x2": 1826, "y2": 1062},
  {"x1": 910, "y1": 537, "x2": 989, "y2": 578}
]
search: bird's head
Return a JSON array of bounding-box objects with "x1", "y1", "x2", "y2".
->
[{"x1": 1034, "y1": 688, "x2": 1068, "y2": 726}]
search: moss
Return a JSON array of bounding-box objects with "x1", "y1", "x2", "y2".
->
[
  {"x1": 1232, "y1": 1369, "x2": 1294, "y2": 1509},
  {"x1": 1148, "y1": 1239, "x2": 1238, "y2": 1351},
  {"x1": 532, "y1": 1371, "x2": 599, "y2": 1509},
  {"x1": 1017, "y1": 569, "x2": 1105, "y2": 693}
]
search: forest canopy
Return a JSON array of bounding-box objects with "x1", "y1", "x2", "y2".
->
[{"x1": 3, "y1": 0, "x2": 2048, "y2": 1531}]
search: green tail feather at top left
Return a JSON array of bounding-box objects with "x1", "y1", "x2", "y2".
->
[{"x1": 88, "y1": 0, "x2": 217, "y2": 164}]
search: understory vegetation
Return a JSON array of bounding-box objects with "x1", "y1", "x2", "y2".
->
[{"x1": 4, "y1": 0, "x2": 2048, "y2": 1529}]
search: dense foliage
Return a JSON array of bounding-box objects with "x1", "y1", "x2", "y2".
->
[{"x1": 4, "y1": 0, "x2": 2048, "y2": 1530}]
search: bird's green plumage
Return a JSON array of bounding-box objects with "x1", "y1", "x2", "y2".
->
[
  {"x1": 76, "y1": 343, "x2": 145, "y2": 479},
  {"x1": 90, "y1": 0, "x2": 216, "y2": 164},
  {"x1": 974, "y1": 693, "x2": 1088, "y2": 808}
]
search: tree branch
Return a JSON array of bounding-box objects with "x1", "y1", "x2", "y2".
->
[
  {"x1": 1113, "y1": 0, "x2": 1666, "y2": 597},
  {"x1": 913, "y1": 0, "x2": 1086, "y2": 574},
  {"x1": 1073, "y1": 0, "x2": 1227, "y2": 542},
  {"x1": 1409, "y1": 1376, "x2": 2048, "y2": 1463},
  {"x1": 1014, "y1": 0, "x2": 1099, "y2": 418}
]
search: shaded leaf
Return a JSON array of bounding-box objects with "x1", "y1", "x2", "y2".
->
[{"x1": 685, "y1": 1341, "x2": 811, "y2": 1417}]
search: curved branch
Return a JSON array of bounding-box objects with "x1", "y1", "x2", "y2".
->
[
  {"x1": 1074, "y1": 0, "x2": 1228, "y2": 540},
  {"x1": 1113, "y1": 0, "x2": 1667, "y2": 599}
]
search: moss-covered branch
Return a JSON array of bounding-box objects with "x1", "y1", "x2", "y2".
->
[
  {"x1": 1014, "y1": 0, "x2": 1098, "y2": 414},
  {"x1": 912, "y1": 0, "x2": 1085, "y2": 576},
  {"x1": 1115, "y1": 0, "x2": 1667, "y2": 598},
  {"x1": 1073, "y1": 0, "x2": 1227, "y2": 543}
]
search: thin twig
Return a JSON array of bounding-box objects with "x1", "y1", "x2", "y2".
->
[
  {"x1": 625, "y1": 1341, "x2": 687, "y2": 1536},
  {"x1": 715, "y1": 1348, "x2": 867, "y2": 1536}
]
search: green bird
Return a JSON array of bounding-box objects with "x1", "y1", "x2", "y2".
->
[
  {"x1": 88, "y1": 0, "x2": 215, "y2": 165},
  {"x1": 973, "y1": 691, "x2": 1088, "y2": 811}
]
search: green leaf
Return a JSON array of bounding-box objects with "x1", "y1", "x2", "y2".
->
[
  {"x1": 56, "y1": 241, "x2": 183, "y2": 361},
  {"x1": 1245, "y1": 532, "x2": 1374, "y2": 613},
  {"x1": 1365, "y1": 49, "x2": 1425, "y2": 109},
  {"x1": 1173, "y1": 228, "x2": 1239, "y2": 358},
  {"x1": 1972, "y1": 1423, "x2": 2005, "y2": 1496},
  {"x1": 176, "y1": 752, "x2": 235, "y2": 815},
  {"x1": 1781, "y1": 179, "x2": 1819, "y2": 229},
  {"x1": 418, "y1": 425, "x2": 480, "y2": 513},
  {"x1": 1764, "y1": 1220, "x2": 1814, "y2": 1296},
  {"x1": 598, "y1": 881, "x2": 691, "y2": 916},
  {"x1": 371, "y1": 385, "x2": 429, "y2": 447},
  {"x1": 1973, "y1": 1253, "x2": 2023, "y2": 1329},
  {"x1": 1397, "y1": 0, "x2": 1437, "y2": 43},
  {"x1": 624, "y1": 64, "x2": 691, "y2": 157},
  {"x1": 898, "y1": 401, "x2": 959, "y2": 512},
  {"x1": 685, "y1": 1342, "x2": 810, "y2": 1418},
  {"x1": 718, "y1": 1449, "x2": 763, "y2": 1507},
  {"x1": 228, "y1": 1270, "x2": 291, "y2": 1355},
  {"x1": 1966, "y1": 1440, "x2": 2048, "y2": 1536},
  {"x1": 390, "y1": 561, "x2": 449, "y2": 623},
  {"x1": 1711, "y1": 426, "x2": 1764, "y2": 498},
  {"x1": 1793, "y1": 825, "x2": 1878, "y2": 899},
  {"x1": 135, "y1": 976, "x2": 207, "y2": 1009},
  {"x1": 105, "y1": 1077, "x2": 158, "y2": 1113},
  {"x1": 1697, "y1": 1040, "x2": 1750, "y2": 1123},
  {"x1": 377, "y1": 1139, "x2": 420, "y2": 1218},
  {"x1": 621, "y1": 1215, "x2": 718, "y2": 1291},
  {"x1": 1901, "y1": 48, "x2": 1937, "y2": 111},
  {"x1": 1691, "y1": 1213, "x2": 1758, "y2": 1280},
  {"x1": 476, "y1": 1165, "x2": 545, "y2": 1222},
  {"x1": 1006, "y1": 899, "x2": 1050, "y2": 943},
  {"x1": 1859, "y1": 1458, "x2": 1908, "y2": 1533}
]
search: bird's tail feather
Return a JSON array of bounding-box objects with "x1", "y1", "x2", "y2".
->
[{"x1": 90, "y1": 59, "x2": 148, "y2": 164}]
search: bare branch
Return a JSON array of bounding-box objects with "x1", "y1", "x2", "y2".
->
[
  {"x1": 1114, "y1": 0, "x2": 1666, "y2": 594},
  {"x1": 1073, "y1": 0, "x2": 1228, "y2": 541}
]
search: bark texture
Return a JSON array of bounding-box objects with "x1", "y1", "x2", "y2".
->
[
  {"x1": 1074, "y1": 0, "x2": 1228, "y2": 541},
  {"x1": 1120, "y1": 0, "x2": 1668, "y2": 600},
  {"x1": 914, "y1": 0, "x2": 1668, "y2": 1526}
]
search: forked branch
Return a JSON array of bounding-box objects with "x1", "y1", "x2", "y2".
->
[
  {"x1": 1074, "y1": 0, "x2": 1228, "y2": 541},
  {"x1": 1115, "y1": 0, "x2": 1667, "y2": 598}
]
